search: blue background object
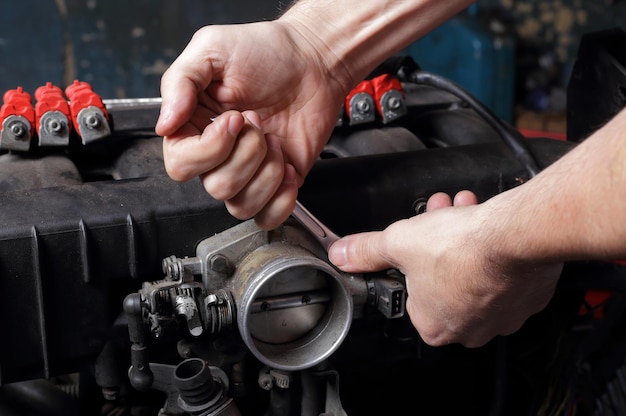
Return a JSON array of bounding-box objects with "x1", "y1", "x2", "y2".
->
[
  {"x1": 405, "y1": 5, "x2": 516, "y2": 122},
  {"x1": 0, "y1": 0, "x2": 282, "y2": 99},
  {"x1": 0, "y1": 0, "x2": 625, "y2": 119}
]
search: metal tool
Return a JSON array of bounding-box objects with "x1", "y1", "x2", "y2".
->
[{"x1": 291, "y1": 200, "x2": 341, "y2": 252}]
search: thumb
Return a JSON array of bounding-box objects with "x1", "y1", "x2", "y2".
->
[
  {"x1": 328, "y1": 231, "x2": 396, "y2": 273},
  {"x1": 156, "y1": 75, "x2": 198, "y2": 137},
  {"x1": 156, "y1": 41, "x2": 216, "y2": 137}
]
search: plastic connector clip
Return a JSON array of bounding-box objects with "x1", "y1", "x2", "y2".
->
[
  {"x1": 370, "y1": 275, "x2": 406, "y2": 319},
  {"x1": 0, "y1": 87, "x2": 35, "y2": 152}
]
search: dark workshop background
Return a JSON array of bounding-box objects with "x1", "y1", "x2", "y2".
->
[{"x1": 1, "y1": 0, "x2": 625, "y2": 132}]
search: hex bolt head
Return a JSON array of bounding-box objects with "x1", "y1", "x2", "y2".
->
[{"x1": 209, "y1": 254, "x2": 233, "y2": 274}]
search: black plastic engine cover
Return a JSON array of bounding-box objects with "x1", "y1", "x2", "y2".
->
[{"x1": 0, "y1": 138, "x2": 573, "y2": 385}]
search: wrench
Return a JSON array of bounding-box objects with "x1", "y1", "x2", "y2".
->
[{"x1": 291, "y1": 200, "x2": 341, "y2": 253}]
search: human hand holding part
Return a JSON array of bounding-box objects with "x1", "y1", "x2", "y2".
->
[
  {"x1": 156, "y1": 21, "x2": 349, "y2": 229},
  {"x1": 328, "y1": 190, "x2": 563, "y2": 348},
  {"x1": 156, "y1": 0, "x2": 477, "y2": 229},
  {"x1": 154, "y1": 0, "x2": 626, "y2": 351}
]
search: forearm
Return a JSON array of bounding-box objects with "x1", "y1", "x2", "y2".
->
[
  {"x1": 483, "y1": 108, "x2": 626, "y2": 264},
  {"x1": 278, "y1": 0, "x2": 475, "y2": 94}
]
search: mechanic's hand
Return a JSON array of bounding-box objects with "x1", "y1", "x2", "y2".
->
[
  {"x1": 328, "y1": 190, "x2": 563, "y2": 348},
  {"x1": 156, "y1": 21, "x2": 348, "y2": 229}
]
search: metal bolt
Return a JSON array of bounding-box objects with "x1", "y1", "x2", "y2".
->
[
  {"x1": 47, "y1": 118, "x2": 63, "y2": 134},
  {"x1": 413, "y1": 199, "x2": 428, "y2": 215},
  {"x1": 86, "y1": 114, "x2": 100, "y2": 129},
  {"x1": 387, "y1": 96, "x2": 402, "y2": 110},
  {"x1": 10, "y1": 123, "x2": 25, "y2": 138},
  {"x1": 178, "y1": 342, "x2": 193, "y2": 359},
  {"x1": 258, "y1": 373, "x2": 274, "y2": 390},
  {"x1": 356, "y1": 99, "x2": 371, "y2": 114},
  {"x1": 209, "y1": 254, "x2": 232, "y2": 274}
]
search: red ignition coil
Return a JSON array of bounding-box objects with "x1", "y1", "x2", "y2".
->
[
  {"x1": 35, "y1": 82, "x2": 72, "y2": 147},
  {"x1": 0, "y1": 87, "x2": 35, "y2": 152},
  {"x1": 371, "y1": 74, "x2": 407, "y2": 124},
  {"x1": 345, "y1": 80, "x2": 376, "y2": 126},
  {"x1": 65, "y1": 80, "x2": 111, "y2": 144}
]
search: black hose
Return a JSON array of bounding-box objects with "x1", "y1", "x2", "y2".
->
[
  {"x1": 407, "y1": 70, "x2": 542, "y2": 178},
  {"x1": 0, "y1": 379, "x2": 80, "y2": 416}
]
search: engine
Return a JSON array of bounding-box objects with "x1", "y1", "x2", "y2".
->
[{"x1": 0, "y1": 30, "x2": 626, "y2": 416}]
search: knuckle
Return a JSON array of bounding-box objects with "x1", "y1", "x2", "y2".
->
[
  {"x1": 163, "y1": 158, "x2": 191, "y2": 182},
  {"x1": 418, "y1": 328, "x2": 451, "y2": 347},
  {"x1": 226, "y1": 201, "x2": 257, "y2": 221},
  {"x1": 160, "y1": 67, "x2": 174, "y2": 84},
  {"x1": 255, "y1": 203, "x2": 291, "y2": 231},
  {"x1": 407, "y1": 302, "x2": 466, "y2": 347},
  {"x1": 191, "y1": 25, "x2": 212, "y2": 41},
  {"x1": 203, "y1": 177, "x2": 238, "y2": 201},
  {"x1": 255, "y1": 216, "x2": 279, "y2": 231}
]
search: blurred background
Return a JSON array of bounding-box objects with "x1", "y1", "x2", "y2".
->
[{"x1": 1, "y1": 0, "x2": 625, "y2": 134}]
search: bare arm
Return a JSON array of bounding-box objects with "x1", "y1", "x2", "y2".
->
[
  {"x1": 156, "y1": 0, "x2": 475, "y2": 229},
  {"x1": 483, "y1": 108, "x2": 626, "y2": 263}
]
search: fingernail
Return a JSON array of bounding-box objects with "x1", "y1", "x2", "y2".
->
[
  {"x1": 245, "y1": 111, "x2": 262, "y2": 130},
  {"x1": 328, "y1": 239, "x2": 348, "y2": 267},
  {"x1": 156, "y1": 105, "x2": 171, "y2": 129},
  {"x1": 227, "y1": 113, "x2": 243, "y2": 136}
]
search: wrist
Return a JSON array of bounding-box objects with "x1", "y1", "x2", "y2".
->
[
  {"x1": 276, "y1": 10, "x2": 355, "y2": 96},
  {"x1": 476, "y1": 181, "x2": 576, "y2": 267},
  {"x1": 474, "y1": 191, "x2": 538, "y2": 268}
]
